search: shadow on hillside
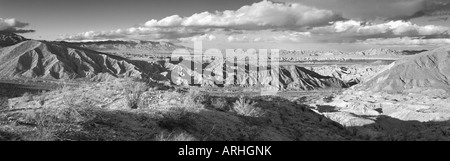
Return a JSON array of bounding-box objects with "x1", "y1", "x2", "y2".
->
[
  {"x1": 0, "y1": 130, "x2": 20, "y2": 141},
  {"x1": 347, "y1": 115, "x2": 450, "y2": 141},
  {"x1": 0, "y1": 82, "x2": 48, "y2": 98}
]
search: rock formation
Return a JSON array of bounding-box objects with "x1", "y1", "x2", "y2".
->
[{"x1": 0, "y1": 40, "x2": 144, "y2": 81}]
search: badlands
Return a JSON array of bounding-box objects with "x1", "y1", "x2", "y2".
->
[{"x1": 1, "y1": 31, "x2": 450, "y2": 141}]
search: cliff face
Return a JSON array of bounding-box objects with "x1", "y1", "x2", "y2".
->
[
  {"x1": 166, "y1": 60, "x2": 349, "y2": 90},
  {"x1": 0, "y1": 40, "x2": 144, "y2": 81}
]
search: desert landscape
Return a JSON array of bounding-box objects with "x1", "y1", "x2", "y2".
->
[{"x1": 1, "y1": 0, "x2": 450, "y2": 141}]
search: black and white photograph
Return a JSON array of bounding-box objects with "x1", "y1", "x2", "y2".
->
[{"x1": 1, "y1": 0, "x2": 450, "y2": 148}]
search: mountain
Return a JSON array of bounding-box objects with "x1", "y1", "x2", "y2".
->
[
  {"x1": 166, "y1": 60, "x2": 349, "y2": 90},
  {"x1": 0, "y1": 40, "x2": 145, "y2": 81},
  {"x1": 0, "y1": 32, "x2": 28, "y2": 47},
  {"x1": 59, "y1": 40, "x2": 191, "y2": 56},
  {"x1": 355, "y1": 46, "x2": 450, "y2": 93}
]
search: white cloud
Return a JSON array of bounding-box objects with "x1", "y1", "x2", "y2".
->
[
  {"x1": 360, "y1": 37, "x2": 450, "y2": 45},
  {"x1": 275, "y1": 0, "x2": 450, "y2": 20},
  {"x1": 61, "y1": 27, "x2": 209, "y2": 41},
  {"x1": 143, "y1": 0, "x2": 344, "y2": 28},
  {"x1": 0, "y1": 18, "x2": 34, "y2": 33}
]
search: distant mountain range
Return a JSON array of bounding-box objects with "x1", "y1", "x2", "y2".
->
[
  {"x1": 57, "y1": 40, "x2": 192, "y2": 56},
  {"x1": 2, "y1": 32, "x2": 446, "y2": 92}
]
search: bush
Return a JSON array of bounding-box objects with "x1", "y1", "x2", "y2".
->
[
  {"x1": 158, "y1": 107, "x2": 196, "y2": 131},
  {"x1": 155, "y1": 131, "x2": 197, "y2": 141},
  {"x1": 232, "y1": 96, "x2": 265, "y2": 117},
  {"x1": 123, "y1": 81, "x2": 148, "y2": 109},
  {"x1": 21, "y1": 92, "x2": 34, "y2": 102},
  {"x1": 210, "y1": 97, "x2": 229, "y2": 112}
]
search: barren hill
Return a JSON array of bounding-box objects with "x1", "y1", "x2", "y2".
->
[
  {"x1": 355, "y1": 46, "x2": 450, "y2": 93},
  {"x1": 167, "y1": 60, "x2": 349, "y2": 90},
  {"x1": 0, "y1": 40, "x2": 144, "y2": 80}
]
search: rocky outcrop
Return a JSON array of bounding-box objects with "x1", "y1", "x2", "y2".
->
[{"x1": 166, "y1": 59, "x2": 349, "y2": 90}]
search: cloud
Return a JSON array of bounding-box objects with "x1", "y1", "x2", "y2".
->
[
  {"x1": 312, "y1": 20, "x2": 449, "y2": 36},
  {"x1": 360, "y1": 37, "x2": 450, "y2": 46},
  {"x1": 61, "y1": 0, "x2": 344, "y2": 41},
  {"x1": 145, "y1": 0, "x2": 344, "y2": 29},
  {"x1": 61, "y1": 27, "x2": 210, "y2": 41},
  {"x1": 275, "y1": 0, "x2": 450, "y2": 20},
  {"x1": 179, "y1": 34, "x2": 217, "y2": 42},
  {"x1": 309, "y1": 20, "x2": 450, "y2": 43},
  {"x1": 0, "y1": 18, "x2": 35, "y2": 33},
  {"x1": 61, "y1": 0, "x2": 450, "y2": 47}
]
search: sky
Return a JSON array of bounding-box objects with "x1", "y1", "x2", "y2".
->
[{"x1": 1, "y1": 0, "x2": 450, "y2": 51}]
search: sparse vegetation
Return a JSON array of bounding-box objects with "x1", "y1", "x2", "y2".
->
[
  {"x1": 0, "y1": 97, "x2": 8, "y2": 110},
  {"x1": 232, "y1": 96, "x2": 265, "y2": 117},
  {"x1": 210, "y1": 97, "x2": 229, "y2": 112},
  {"x1": 158, "y1": 107, "x2": 196, "y2": 131},
  {"x1": 155, "y1": 131, "x2": 197, "y2": 141},
  {"x1": 123, "y1": 80, "x2": 149, "y2": 109}
]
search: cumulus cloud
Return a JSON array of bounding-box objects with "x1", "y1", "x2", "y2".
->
[
  {"x1": 144, "y1": 0, "x2": 344, "y2": 29},
  {"x1": 0, "y1": 18, "x2": 35, "y2": 33},
  {"x1": 313, "y1": 20, "x2": 449, "y2": 35},
  {"x1": 276, "y1": 0, "x2": 450, "y2": 20},
  {"x1": 179, "y1": 34, "x2": 217, "y2": 42}
]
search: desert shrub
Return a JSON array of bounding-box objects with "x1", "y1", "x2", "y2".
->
[
  {"x1": 232, "y1": 96, "x2": 265, "y2": 117},
  {"x1": 210, "y1": 97, "x2": 229, "y2": 112},
  {"x1": 158, "y1": 107, "x2": 196, "y2": 131},
  {"x1": 29, "y1": 110, "x2": 59, "y2": 141},
  {"x1": 187, "y1": 88, "x2": 211, "y2": 105},
  {"x1": 155, "y1": 131, "x2": 197, "y2": 141},
  {"x1": 123, "y1": 80, "x2": 149, "y2": 109}
]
